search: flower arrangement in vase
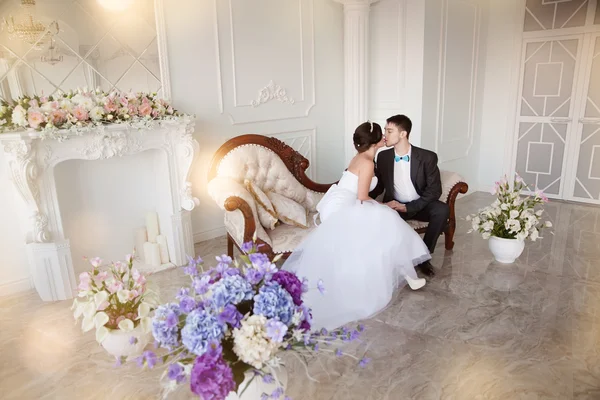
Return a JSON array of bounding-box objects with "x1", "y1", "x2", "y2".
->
[
  {"x1": 72, "y1": 253, "x2": 159, "y2": 359},
  {"x1": 129, "y1": 240, "x2": 369, "y2": 400},
  {"x1": 467, "y1": 174, "x2": 553, "y2": 263},
  {"x1": 0, "y1": 88, "x2": 191, "y2": 140}
]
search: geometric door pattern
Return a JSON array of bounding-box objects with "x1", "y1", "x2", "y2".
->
[
  {"x1": 524, "y1": 0, "x2": 589, "y2": 32},
  {"x1": 515, "y1": 39, "x2": 580, "y2": 195},
  {"x1": 573, "y1": 35, "x2": 600, "y2": 200}
]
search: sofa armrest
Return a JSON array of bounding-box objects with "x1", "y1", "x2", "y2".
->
[{"x1": 207, "y1": 177, "x2": 272, "y2": 247}]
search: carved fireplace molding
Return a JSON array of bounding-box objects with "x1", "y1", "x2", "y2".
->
[{"x1": 0, "y1": 119, "x2": 199, "y2": 301}]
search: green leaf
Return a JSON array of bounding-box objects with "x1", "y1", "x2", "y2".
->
[{"x1": 231, "y1": 361, "x2": 251, "y2": 391}]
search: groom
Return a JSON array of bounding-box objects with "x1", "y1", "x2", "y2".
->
[{"x1": 369, "y1": 114, "x2": 449, "y2": 276}]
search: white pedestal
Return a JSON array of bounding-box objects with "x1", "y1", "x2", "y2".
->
[{"x1": 26, "y1": 240, "x2": 76, "y2": 301}]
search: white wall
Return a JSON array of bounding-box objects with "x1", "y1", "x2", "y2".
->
[
  {"x1": 477, "y1": 0, "x2": 523, "y2": 191},
  {"x1": 0, "y1": 0, "x2": 345, "y2": 295},
  {"x1": 370, "y1": 0, "x2": 489, "y2": 190}
]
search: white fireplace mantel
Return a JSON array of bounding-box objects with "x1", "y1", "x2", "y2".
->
[{"x1": 0, "y1": 119, "x2": 199, "y2": 301}]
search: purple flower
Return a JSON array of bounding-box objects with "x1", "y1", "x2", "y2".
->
[
  {"x1": 271, "y1": 387, "x2": 284, "y2": 399},
  {"x1": 193, "y1": 275, "x2": 211, "y2": 295},
  {"x1": 249, "y1": 252, "x2": 269, "y2": 268},
  {"x1": 216, "y1": 254, "x2": 233, "y2": 272},
  {"x1": 253, "y1": 282, "x2": 295, "y2": 325},
  {"x1": 335, "y1": 349, "x2": 343, "y2": 357},
  {"x1": 181, "y1": 309, "x2": 225, "y2": 356},
  {"x1": 272, "y1": 270, "x2": 303, "y2": 306},
  {"x1": 179, "y1": 296, "x2": 196, "y2": 313},
  {"x1": 114, "y1": 356, "x2": 125, "y2": 367},
  {"x1": 317, "y1": 280, "x2": 326, "y2": 294},
  {"x1": 359, "y1": 357, "x2": 370, "y2": 368},
  {"x1": 129, "y1": 336, "x2": 138, "y2": 345},
  {"x1": 190, "y1": 343, "x2": 235, "y2": 399},
  {"x1": 211, "y1": 274, "x2": 254, "y2": 309},
  {"x1": 301, "y1": 277, "x2": 309, "y2": 293},
  {"x1": 298, "y1": 304, "x2": 312, "y2": 331},
  {"x1": 262, "y1": 374, "x2": 275, "y2": 384},
  {"x1": 218, "y1": 304, "x2": 243, "y2": 328},
  {"x1": 151, "y1": 303, "x2": 182, "y2": 349},
  {"x1": 167, "y1": 363, "x2": 186, "y2": 383},
  {"x1": 136, "y1": 350, "x2": 158, "y2": 368},
  {"x1": 183, "y1": 255, "x2": 202, "y2": 276},
  {"x1": 245, "y1": 268, "x2": 265, "y2": 285},
  {"x1": 240, "y1": 241, "x2": 254, "y2": 253},
  {"x1": 265, "y1": 319, "x2": 288, "y2": 343},
  {"x1": 176, "y1": 287, "x2": 190, "y2": 299}
]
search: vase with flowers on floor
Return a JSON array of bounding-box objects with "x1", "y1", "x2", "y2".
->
[{"x1": 467, "y1": 174, "x2": 553, "y2": 264}]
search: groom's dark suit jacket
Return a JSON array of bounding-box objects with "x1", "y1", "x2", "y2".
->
[{"x1": 369, "y1": 146, "x2": 442, "y2": 217}]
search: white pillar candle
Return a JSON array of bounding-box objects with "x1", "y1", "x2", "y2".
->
[
  {"x1": 143, "y1": 242, "x2": 161, "y2": 267},
  {"x1": 134, "y1": 228, "x2": 147, "y2": 261},
  {"x1": 156, "y1": 235, "x2": 170, "y2": 264},
  {"x1": 145, "y1": 211, "x2": 160, "y2": 243}
]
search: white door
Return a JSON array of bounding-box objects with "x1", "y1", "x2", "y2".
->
[
  {"x1": 513, "y1": 36, "x2": 584, "y2": 198},
  {"x1": 567, "y1": 32, "x2": 600, "y2": 203}
]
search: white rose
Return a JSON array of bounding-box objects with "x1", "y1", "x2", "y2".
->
[
  {"x1": 89, "y1": 106, "x2": 104, "y2": 121},
  {"x1": 11, "y1": 105, "x2": 27, "y2": 126}
]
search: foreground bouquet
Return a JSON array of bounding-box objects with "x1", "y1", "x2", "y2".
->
[
  {"x1": 72, "y1": 253, "x2": 158, "y2": 344},
  {"x1": 135, "y1": 241, "x2": 369, "y2": 399},
  {"x1": 0, "y1": 87, "x2": 189, "y2": 139},
  {"x1": 467, "y1": 174, "x2": 552, "y2": 241}
]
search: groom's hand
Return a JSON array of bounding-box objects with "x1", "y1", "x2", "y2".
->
[{"x1": 385, "y1": 201, "x2": 407, "y2": 213}]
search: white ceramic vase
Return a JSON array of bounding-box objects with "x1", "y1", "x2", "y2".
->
[
  {"x1": 100, "y1": 324, "x2": 151, "y2": 358},
  {"x1": 488, "y1": 236, "x2": 525, "y2": 264},
  {"x1": 226, "y1": 366, "x2": 288, "y2": 400}
]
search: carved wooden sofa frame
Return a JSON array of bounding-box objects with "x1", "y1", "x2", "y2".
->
[{"x1": 208, "y1": 134, "x2": 468, "y2": 260}]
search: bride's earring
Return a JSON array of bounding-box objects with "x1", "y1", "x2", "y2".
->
[{"x1": 405, "y1": 275, "x2": 426, "y2": 290}]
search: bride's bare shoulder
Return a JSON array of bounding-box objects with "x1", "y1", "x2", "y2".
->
[{"x1": 348, "y1": 155, "x2": 374, "y2": 175}]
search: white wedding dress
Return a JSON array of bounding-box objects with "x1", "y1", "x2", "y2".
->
[{"x1": 282, "y1": 170, "x2": 431, "y2": 331}]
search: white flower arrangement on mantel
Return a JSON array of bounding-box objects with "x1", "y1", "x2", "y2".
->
[{"x1": 0, "y1": 88, "x2": 193, "y2": 141}]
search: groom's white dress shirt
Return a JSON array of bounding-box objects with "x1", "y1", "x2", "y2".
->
[{"x1": 393, "y1": 146, "x2": 420, "y2": 204}]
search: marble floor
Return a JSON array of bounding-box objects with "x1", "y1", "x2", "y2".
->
[{"x1": 1, "y1": 193, "x2": 600, "y2": 399}]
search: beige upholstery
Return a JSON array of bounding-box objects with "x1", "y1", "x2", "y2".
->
[{"x1": 209, "y1": 142, "x2": 465, "y2": 253}]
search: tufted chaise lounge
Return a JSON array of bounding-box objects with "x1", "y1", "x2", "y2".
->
[{"x1": 207, "y1": 134, "x2": 468, "y2": 260}]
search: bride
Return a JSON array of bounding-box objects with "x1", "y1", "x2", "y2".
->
[{"x1": 282, "y1": 121, "x2": 431, "y2": 331}]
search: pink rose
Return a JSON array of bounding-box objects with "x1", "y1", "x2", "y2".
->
[
  {"x1": 49, "y1": 109, "x2": 66, "y2": 125},
  {"x1": 29, "y1": 99, "x2": 39, "y2": 108},
  {"x1": 139, "y1": 102, "x2": 152, "y2": 117},
  {"x1": 104, "y1": 99, "x2": 118, "y2": 113},
  {"x1": 27, "y1": 109, "x2": 45, "y2": 129},
  {"x1": 72, "y1": 106, "x2": 88, "y2": 121},
  {"x1": 39, "y1": 96, "x2": 48, "y2": 103}
]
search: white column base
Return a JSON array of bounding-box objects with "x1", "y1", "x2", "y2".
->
[{"x1": 26, "y1": 240, "x2": 76, "y2": 302}]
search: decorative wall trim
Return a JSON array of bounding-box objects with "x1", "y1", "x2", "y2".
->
[
  {"x1": 154, "y1": 0, "x2": 172, "y2": 102},
  {"x1": 266, "y1": 128, "x2": 317, "y2": 179},
  {"x1": 214, "y1": 0, "x2": 316, "y2": 124},
  {"x1": 0, "y1": 277, "x2": 33, "y2": 297},
  {"x1": 435, "y1": 0, "x2": 481, "y2": 163},
  {"x1": 194, "y1": 226, "x2": 227, "y2": 243},
  {"x1": 251, "y1": 81, "x2": 296, "y2": 107}
]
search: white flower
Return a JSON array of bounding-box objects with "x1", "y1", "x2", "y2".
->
[
  {"x1": 90, "y1": 106, "x2": 104, "y2": 121},
  {"x1": 545, "y1": 221, "x2": 552, "y2": 228},
  {"x1": 535, "y1": 210, "x2": 544, "y2": 217},
  {"x1": 500, "y1": 203, "x2": 509, "y2": 211},
  {"x1": 466, "y1": 215, "x2": 472, "y2": 221},
  {"x1": 232, "y1": 315, "x2": 279, "y2": 369},
  {"x1": 473, "y1": 216, "x2": 480, "y2": 225},
  {"x1": 530, "y1": 229, "x2": 540, "y2": 241},
  {"x1": 482, "y1": 232, "x2": 491, "y2": 239},
  {"x1": 482, "y1": 221, "x2": 494, "y2": 232},
  {"x1": 118, "y1": 318, "x2": 134, "y2": 332},
  {"x1": 517, "y1": 231, "x2": 527, "y2": 241},
  {"x1": 11, "y1": 105, "x2": 27, "y2": 127},
  {"x1": 509, "y1": 210, "x2": 520, "y2": 219}
]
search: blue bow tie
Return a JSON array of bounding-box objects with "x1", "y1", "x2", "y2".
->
[{"x1": 395, "y1": 155, "x2": 410, "y2": 162}]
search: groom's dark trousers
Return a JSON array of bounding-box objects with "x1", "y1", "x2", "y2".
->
[{"x1": 369, "y1": 146, "x2": 449, "y2": 254}]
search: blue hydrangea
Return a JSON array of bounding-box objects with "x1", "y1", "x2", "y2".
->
[
  {"x1": 151, "y1": 303, "x2": 182, "y2": 349},
  {"x1": 253, "y1": 281, "x2": 295, "y2": 325},
  {"x1": 211, "y1": 274, "x2": 254, "y2": 309},
  {"x1": 181, "y1": 309, "x2": 225, "y2": 356}
]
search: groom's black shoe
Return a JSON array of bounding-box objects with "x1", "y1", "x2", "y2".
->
[{"x1": 416, "y1": 261, "x2": 435, "y2": 277}]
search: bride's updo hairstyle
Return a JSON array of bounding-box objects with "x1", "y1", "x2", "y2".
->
[{"x1": 353, "y1": 121, "x2": 382, "y2": 153}]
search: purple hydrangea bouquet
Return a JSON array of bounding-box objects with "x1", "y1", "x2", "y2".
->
[{"x1": 134, "y1": 240, "x2": 369, "y2": 400}]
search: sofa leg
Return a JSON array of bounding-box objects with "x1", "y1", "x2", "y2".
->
[
  {"x1": 445, "y1": 219, "x2": 456, "y2": 251},
  {"x1": 227, "y1": 234, "x2": 234, "y2": 258}
]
